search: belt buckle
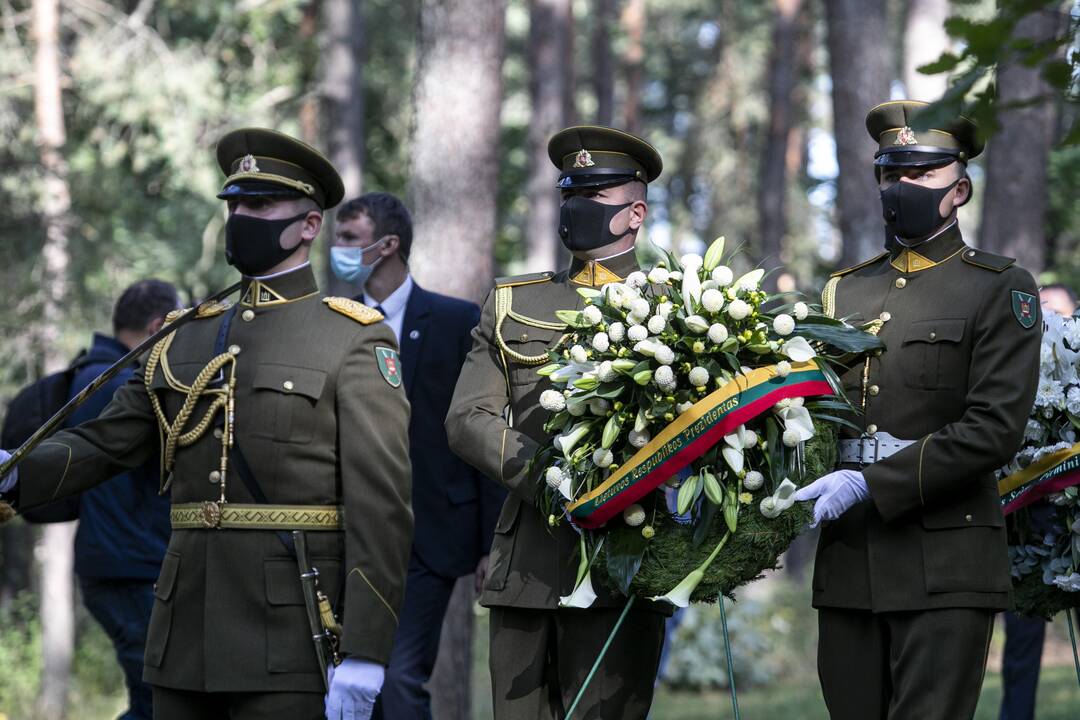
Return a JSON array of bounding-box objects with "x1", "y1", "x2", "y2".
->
[
  {"x1": 859, "y1": 434, "x2": 881, "y2": 466},
  {"x1": 201, "y1": 500, "x2": 222, "y2": 529}
]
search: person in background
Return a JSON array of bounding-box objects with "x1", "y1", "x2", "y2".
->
[
  {"x1": 72, "y1": 279, "x2": 180, "y2": 720},
  {"x1": 331, "y1": 192, "x2": 504, "y2": 720},
  {"x1": 998, "y1": 282, "x2": 1078, "y2": 720}
]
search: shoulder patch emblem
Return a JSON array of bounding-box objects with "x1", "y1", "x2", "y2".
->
[
  {"x1": 323, "y1": 297, "x2": 384, "y2": 324},
  {"x1": 1011, "y1": 290, "x2": 1037, "y2": 329},
  {"x1": 375, "y1": 346, "x2": 402, "y2": 388}
]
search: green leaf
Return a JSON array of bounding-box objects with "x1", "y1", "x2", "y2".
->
[
  {"x1": 691, "y1": 498, "x2": 718, "y2": 547},
  {"x1": 1060, "y1": 117, "x2": 1080, "y2": 147},
  {"x1": 555, "y1": 310, "x2": 589, "y2": 328},
  {"x1": 917, "y1": 52, "x2": 962, "y2": 75},
  {"x1": 703, "y1": 236, "x2": 726, "y2": 271},
  {"x1": 1041, "y1": 60, "x2": 1074, "y2": 89},
  {"x1": 795, "y1": 323, "x2": 885, "y2": 353},
  {"x1": 604, "y1": 528, "x2": 648, "y2": 596},
  {"x1": 595, "y1": 382, "x2": 626, "y2": 400}
]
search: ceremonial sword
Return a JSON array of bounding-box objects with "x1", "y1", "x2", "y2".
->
[{"x1": 0, "y1": 281, "x2": 243, "y2": 494}]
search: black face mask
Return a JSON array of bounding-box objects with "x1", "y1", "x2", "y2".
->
[
  {"x1": 880, "y1": 178, "x2": 960, "y2": 242},
  {"x1": 558, "y1": 196, "x2": 633, "y2": 252},
  {"x1": 225, "y1": 211, "x2": 310, "y2": 276}
]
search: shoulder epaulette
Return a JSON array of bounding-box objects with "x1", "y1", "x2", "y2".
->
[
  {"x1": 163, "y1": 308, "x2": 189, "y2": 326},
  {"x1": 961, "y1": 247, "x2": 1015, "y2": 273},
  {"x1": 322, "y1": 297, "x2": 384, "y2": 325},
  {"x1": 195, "y1": 300, "x2": 231, "y2": 319},
  {"x1": 829, "y1": 252, "x2": 889, "y2": 278},
  {"x1": 495, "y1": 271, "x2": 555, "y2": 288}
]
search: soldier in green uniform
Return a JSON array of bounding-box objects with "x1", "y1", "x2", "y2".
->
[
  {"x1": 792, "y1": 101, "x2": 1042, "y2": 719},
  {"x1": 0, "y1": 129, "x2": 413, "y2": 720},
  {"x1": 446, "y1": 126, "x2": 668, "y2": 719}
]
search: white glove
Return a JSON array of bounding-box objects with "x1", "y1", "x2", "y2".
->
[
  {"x1": 791, "y1": 469, "x2": 869, "y2": 528},
  {"x1": 325, "y1": 658, "x2": 384, "y2": 720},
  {"x1": 0, "y1": 450, "x2": 16, "y2": 494}
]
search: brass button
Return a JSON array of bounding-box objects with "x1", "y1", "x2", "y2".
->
[
  {"x1": 242, "y1": 309, "x2": 255, "y2": 322},
  {"x1": 929, "y1": 331, "x2": 937, "y2": 340},
  {"x1": 967, "y1": 251, "x2": 976, "y2": 257},
  {"x1": 228, "y1": 344, "x2": 241, "y2": 355},
  {"x1": 208, "y1": 470, "x2": 221, "y2": 484},
  {"x1": 895, "y1": 278, "x2": 907, "y2": 289},
  {"x1": 283, "y1": 380, "x2": 294, "y2": 391},
  {"x1": 213, "y1": 428, "x2": 223, "y2": 440},
  {"x1": 879, "y1": 311, "x2": 892, "y2": 322},
  {"x1": 866, "y1": 424, "x2": 878, "y2": 435},
  {"x1": 869, "y1": 385, "x2": 880, "y2": 396},
  {"x1": 965, "y1": 514, "x2": 973, "y2": 522},
  {"x1": 520, "y1": 333, "x2": 529, "y2": 342}
]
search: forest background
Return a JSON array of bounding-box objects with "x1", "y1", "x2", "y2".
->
[{"x1": 0, "y1": 0, "x2": 1078, "y2": 718}]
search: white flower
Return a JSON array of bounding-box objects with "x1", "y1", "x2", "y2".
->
[
  {"x1": 559, "y1": 569, "x2": 598, "y2": 608},
  {"x1": 1052, "y1": 572, "x2": 1080, "y2": 592},
  {"x1": 777, "y1": 404, "x2": 815, "y2": 443},
  {"x1": 629, "y1": 298, "x2": 651, "y2": 318},
  {"x1": 689, "y1": 366, "x2": 709, "y2": 387},
  {"x1": 743, "y1": 470, "x2": 764, "y2": 491},
  {"x1": 582, "y1": 305, "x2": 603, "y2": 326},
  {"x1": 647, "y1": 315, "x2": 667, "y2": 334},
  {"x1": 701, "y1": 288, "x2": 724, "y2": 313},
  {"x1": 736, "y1": 268, "x2": 765, "y2": 292},
  {"x1": 591, "y1": 332, "x2": 610, "y2": 353},
  {"x1": 566, "y1": 397, "x2": 588, "y2": 416},
  {"x1": 782, "y1": 428, "x2": 801, "y2": 447},
  {"x1": 793, "y1": 302, "x2": 809, "y2": 321},
  {"x1": 654, "y1": 345, "x2": 675, "y2": 366},
  {"x1": 554, "y1": 422, "x2": 592, "y2": 457},
  {"x1": 681, "y1": 265, "x2": 702, "y2": 312},
  {"x1": 685, "y1": 315, "x2": 709, "y2": 334},
  {"x1": 772, "y1": 314, "x2": 795, "y2": 336},
  {"x1": 1067, "y1": 386, "x2": 1080, "y2": 415},
  {"x1": 669, "y1": 270, "x2": 683, "y2": 282},
  {"x1": 550, "y1": 360, "x2": 597, "y2": 385},
  {"x1": 722, "y1": 446, "x2": 744, "y2": 474},
  {"x1": 657, "y1": 302, "x2": 675, "y2": 319},
  {"x1": 634, "y1": 340, "x2": 659, "y2": 357},
  {"x1": 598, "y1": 360, "x2": 618, "y2": 382},
  {"x1": 570, "y1": 344, "x2": 589, "y2": 364},
  {"x1": 628, "y1": 324, "x2": 649, "y2": 342},
  {"x1": 629, "y1": 429, "x2": 651, "y2": 448},
  {"x1": 587, "y1": 399, "x2": 610, "y2": 417},
  {"x1": 708, "y1": 324, "x2": 729, "y2": 344},
  {"x1": 676, "y1": 401, "x2": 693, "y2": 414},
  {"x1": 647, "y1": 267, "x2": 670, "y2": 284},
  {"x1": 623, "y1": 504, "x2": 646, "y2": 527},
  {"x1": 759, "y1": 478, "x2": 797, "y2": 518},
  {"x1": 711, "y1": 266, "x2": 734, "y2": 286},
  {"x1": 1035, "y1": 378, "x2": 1066, "y2": 409},
  {"x1": 727, "y1": 299, "x2": 751, "y2": 321},
  {"x1": 654, "y1": 365, "x2": 676, "y2": 390},
  {"x1": 650, "y1": 567, "x2": 705, "y2": 608},
  {"x1": 680, "y1": 253, "x2": 704, "y2": 271},
  {"x1": 776, "y1": 360, "x2": 791, "y2": 378},
  {"x1": 780, "y1": 336, "x2": 816, "y2": 362},
  {"x1": 539, "y1": 389, "x2": 566, "y2": 412},
  {"x1": 608, "y1": 322, "x2": 626, "y2": 342},
  {"x1": 545, "y1": 466, "x2": 565, "y2": 489},
  {"x1": 626, "y1": 271, "x2": 647, "y2": 289},
  {"x1": 592, "y1": 447, "x2": 614, "y2": 468}
]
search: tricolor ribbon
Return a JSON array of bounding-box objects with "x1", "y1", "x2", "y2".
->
[
  {"x1": 999, "y1": 441, "x2": 1080, "y2": 515},
  {"x1": 566, "y1": 361, "x2": 834, "y2": 529}
]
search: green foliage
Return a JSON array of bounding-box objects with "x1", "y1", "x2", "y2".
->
[{"x1": 0, "y1": 592, "x2": 43, "y2": 713}]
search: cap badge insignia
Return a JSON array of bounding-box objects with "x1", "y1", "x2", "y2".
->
[
  {"x1": 239, "y1": 154, "x2": 260, "y2": 173},
  {"x1": 896, "y1": 127, "x2": 918, "y2": 146},
  {"x1": 573, "y1": 149, "x2": 595, "y2": 168}
]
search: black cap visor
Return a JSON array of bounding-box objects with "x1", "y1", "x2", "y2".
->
[
  {"x1": 873, "y1": 146, "x2": 963, "y2": 168},
  {"x1": 217, "y1": 180, "x2": 306, "y2": 201},
  {"x1": 557, "y1": 166, "x2": 642, "y2": 190}
]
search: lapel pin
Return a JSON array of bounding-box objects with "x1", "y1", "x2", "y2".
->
[{"x1": 409, "y1": 329, "x2": 420, "y2": 340}]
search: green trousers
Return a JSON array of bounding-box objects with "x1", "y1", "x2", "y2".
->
[
  {"x1": 817, "y1": 607, "x2": 995, "y2": 720},
  {"x1": 489, "y1": 605, "x2": 665, "y2": 720},
  {"x1": 152, "y1": 686, "x2": 324, "y2": 720}
]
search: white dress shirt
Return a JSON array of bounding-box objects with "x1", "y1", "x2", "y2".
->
[{"x1": 364, "y1": 274, "x2": 413, "y2": 344}]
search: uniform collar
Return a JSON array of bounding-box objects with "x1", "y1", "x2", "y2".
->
[
  {"x1": 888, "y1": 221, "x2": 966, "y2": 273},
  {"x1": 568, "y1": 247, "x2": 638, "y2": 287},
  {"x1": 239, "y1": 263, "x2": 320, "y2": 307}
]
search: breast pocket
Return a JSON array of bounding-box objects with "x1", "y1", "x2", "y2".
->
[
  {"x1": 248, "y1": 364, "x2": 326, "y2": 444},
  {"x1": 499, "y1": 319, "x2": 565, "y2": 387},
  {"x1": 901, "y1": 318, "x2": 966, "y2": 390}
]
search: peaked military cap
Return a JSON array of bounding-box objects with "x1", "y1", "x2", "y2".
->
[
  {"x1": 548, "y1": 125, "x2": 663, "y2": 189},
  {"x1": 216, "y1": 128, "x2": 345, "y2": 209},
  {"x1": 866, "y1": 100, "x2": 983, "y2": 168}
]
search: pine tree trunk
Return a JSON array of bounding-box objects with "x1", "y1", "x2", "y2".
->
[
  {"x1": 620, "y1": 0, "x2": 645, "y2": 134},
  {"x1": 408, "y1": 0, "x2": 506, "y2": 305},
  {"x1": 824, "y1": 0, "x2": 891, "y2": 268},
  {"x1": 524, "y1": 0, "x2": 573, "y2": 274},
  {"x1": 591, "y1": 0, "x2": 615, "y2": 126},
  {"x1": 757, "y1": 0, "x2": 804, "y2": 278},
  {"x1": 978, "y1": 9, "x2": 1059, "y2": 273},
  {"x1": 321, "y1": 0, "x2": 365, "y2": 297},
  {"x1": 410, "y1": 2, "x2": 507, "y2": 716},
  {"x1": 32, "y1": 0, "x2": 75, "y2": 716},
  {"x1": 902, "y1": 0, "x2": 950, "y2": 101}
]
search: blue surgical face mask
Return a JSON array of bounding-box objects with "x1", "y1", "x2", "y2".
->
[{"x1": 330, "y1": 237, "x2": 387, "y2": 286}]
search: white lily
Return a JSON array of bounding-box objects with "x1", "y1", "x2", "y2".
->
[
  {"x1": 550, "y1": 361, "x2": 597, "y2": 384},
  {"x1": 759, "y1": 478, "x2": 798, "y2": 518},
  {"x1": 559, "y1": 567, "x2": 598, "y2": 608},
  {"x1": 651, "y1": 531, "x2": 731, "y2": 608},
  {"x1": 735, "y1": 268, "x2": 765, "y2": 292},
  {"x1": 681, "y1": 262, "x2": 702, "y2": 313},
  {"x1": 722, "y1": 445, "x2": 744, "y2": 474},
  {"x1": 553, "y1": 422, "x2": 593, "y2": 459},
  {"x1": 780, "y1": 336, "x2": 816, "y2": 363},
  {"x1": 777, "y1": 403, "x2": 815, "y2": 443},
  {"x1": 634, "y1": 339, "x2": 659, "y2": 357},
  {"x1": 685, "y1": 315, "x2": 710, "y2": 334}
]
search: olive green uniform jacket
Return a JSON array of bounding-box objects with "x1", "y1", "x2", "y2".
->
[
  {"x1": 446, "y1": 249, "x2": 662, "y2": 610},
  {"x1": 15, "y1": 265, "x2": 413, "y2": 692},
  {"x1": 813, "y1": 223, "x2": 1041, "y2": 612}
]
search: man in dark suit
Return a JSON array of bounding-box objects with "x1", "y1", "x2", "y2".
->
[{"x1": 331, "y1": 192, "x2": 504, "y2": 720}]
